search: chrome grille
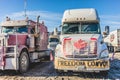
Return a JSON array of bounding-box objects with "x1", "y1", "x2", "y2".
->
[{"x1": 63, "y1": 38, "x2": 97, "y2": 58}]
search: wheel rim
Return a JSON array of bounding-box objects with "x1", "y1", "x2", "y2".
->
[{"x1": 21, "y1": 52, "x2": 28, "y2": 71}]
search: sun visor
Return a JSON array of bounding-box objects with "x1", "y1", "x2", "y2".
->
[
  {"x1": 0, "y1": 20, "x2": 28, "y2": 27},
  {"x1": 62, "y1": 8, "x2": 100, "y2": 23}
]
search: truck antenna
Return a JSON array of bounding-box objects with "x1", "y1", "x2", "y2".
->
[{"x1": 24, "y1": 0, "x2": 27, "y2": 17}]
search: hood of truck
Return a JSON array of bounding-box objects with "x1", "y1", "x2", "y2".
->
[
  {"x1": 60, "y1": 34, "x2": 101, "y2": 58},
  {"x1": 60, "y1": 34, "x2": 100, "y2": 42},
  {"x1": 0, "y1": 33, "x2": 28, "y2": 46}
]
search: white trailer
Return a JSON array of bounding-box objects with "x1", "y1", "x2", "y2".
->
[{"x1": 104, "y1": 29, "x2": 120, "y2": 52}]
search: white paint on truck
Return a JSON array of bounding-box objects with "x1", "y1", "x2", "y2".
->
[{"x1": 54, "y1": 8, "x2": 110, "y2": 72}]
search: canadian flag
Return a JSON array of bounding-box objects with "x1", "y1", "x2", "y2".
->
[{"x1": 74, "y1": 39, "x2": 87, "y2": 49}]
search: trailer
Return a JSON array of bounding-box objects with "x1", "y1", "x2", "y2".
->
[{"x1": 104, "y1": 29, "x2": 120, "y2": 52}]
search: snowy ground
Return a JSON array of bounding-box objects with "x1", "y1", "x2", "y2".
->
[{"x1": 0, "y1": 52, "x2": 120, "y2": 80}]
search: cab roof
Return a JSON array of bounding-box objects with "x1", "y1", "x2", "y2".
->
[
  {"x1": 0, "y1": 20, "x2": 28, "y2": 27},
  {"x1": 62, "y1": 8, "x2": 100, "y2": 23}
]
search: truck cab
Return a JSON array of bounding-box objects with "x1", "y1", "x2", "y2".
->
[
  {"x1": 0, "y1": 16, "x2": 49, "y2": 73},
  {"x1": 54, "y1": 8, "x2": 109, "y2": 73},
  {"x1": 48, "y1": 35, "x2": 59, "y2": 51}
]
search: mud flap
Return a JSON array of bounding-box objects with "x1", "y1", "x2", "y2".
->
[{"x1": 50, "y1": 50, "x2": 54, "y2": 61}]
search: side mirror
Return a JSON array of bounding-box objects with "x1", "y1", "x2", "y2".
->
[
  {"x1": 103, "y1": 26, "x2": 109, "y2": 37},
  {"x1": 59, "y1": 25, "x2": 62, "y2": 28},
  {"x1": 105, "y1": 26, "x2": 109, "y2": 35}
]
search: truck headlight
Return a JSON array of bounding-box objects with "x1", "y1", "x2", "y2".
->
[
  {"x1": 100, "y1": 49, "x2": 109, "y2": 58},
  {"x1": 89, "y1": 38, "x2": 97, "y2": 54}
]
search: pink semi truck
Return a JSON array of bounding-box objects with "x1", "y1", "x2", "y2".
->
[{"x1": 0, "y1": 16, "x2": 51, "y2": 73}]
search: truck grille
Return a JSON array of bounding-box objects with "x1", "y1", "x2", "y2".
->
[{"x1": 62, "y1": 38, "x2": 97, "y2": 58}]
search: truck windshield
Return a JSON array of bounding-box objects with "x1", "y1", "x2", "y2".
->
[
  {"x1": 2, "y1": 26, "x2": 28, "y2": 33},
  {"x1": 17, "y1": 26, "x2": 28, "y2": 33},
  {"x1": 62, "y1": 23, "x2": 101, "y2": 34},
  {"x1": 49, "y1": 38, "x2": 59, "y2": 42},
  {"x1": 2, "y1": 27, "x2": 14, "y2": 33}
]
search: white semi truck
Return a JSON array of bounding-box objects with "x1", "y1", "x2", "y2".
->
[
  {"x1": 54, "y1": 8, "x2": 110, "y2": 73},
  {"x1": 104, "y1": 29, "x2": 120, "y2": 52}
]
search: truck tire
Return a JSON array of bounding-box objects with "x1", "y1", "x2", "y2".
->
[
  {"x1": 19, "y1": 50, "x2": 29, "y2": 73},
  {"x1": 100, "y1": 70, "x2": 108, "y2": 76},
  {"x1": 55, "y1": 69, "x2": 64, "y2": 74},
  {"x1": 110, "y1": 46, "x2": 114, "y2": 52}
]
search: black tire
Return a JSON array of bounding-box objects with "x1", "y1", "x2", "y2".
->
[
  {"x1": 19, "y1": 50, "x2": 29, "y2": 73},
  {"x1": 100, "y1": 70, "x2": 108, "y2": 77},
  {"x1": 55, "y1": 69, "x2": 63, "y2": 74},
  {"x1": 110, "y1": 46, "x2": 114, "y2": 52}
]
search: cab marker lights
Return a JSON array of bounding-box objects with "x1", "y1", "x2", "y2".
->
[
  {"x1": 77, "y1": 18, "x2": 79, "y2": 20},
  {"x1": 83, "y1": 17, "x2": 86, "y2": 20}
]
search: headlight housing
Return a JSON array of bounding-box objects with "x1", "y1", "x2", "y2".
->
[{"x1": 89, "y1": 38, "x2": 97, "y2": 54}]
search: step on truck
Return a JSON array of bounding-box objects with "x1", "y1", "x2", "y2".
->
[
  {"x1": 54, "y1": 8, "x2": 110, "y2": 73},
  {"x1": 104, "y1": 29, "x2": 120, "y2": 52},
  {"x1": 0, "y1": 16, "x2": 51, "y2": 73}
]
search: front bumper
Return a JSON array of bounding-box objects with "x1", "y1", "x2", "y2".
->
[
  {"x1": 54, "y1": 57, "x2": 110, "y2": 72},
  {"x1": 0, "y1": 46, "x2": 18, "y2": 70}
]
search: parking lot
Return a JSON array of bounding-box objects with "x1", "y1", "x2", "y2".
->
[{"x1": 0, "y1": 52, "x2": 120, "y2": 80}]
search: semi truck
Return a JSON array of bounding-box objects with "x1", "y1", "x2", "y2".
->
[
  {"x1": 48, "y1": 28, "x2": 59, "y2": 51},
  {"x1": 104, "y1": 29, "x2": 120, "y2": 52},
  {"x1": 54, "y1": 8, "x2": 110, "y2": 73},
  {"x1": 0, "y1": 16, "x2": 50, "y2": 73},
  {"x1": 48, "y1": 35, "x2": 59, "y2": 51}
]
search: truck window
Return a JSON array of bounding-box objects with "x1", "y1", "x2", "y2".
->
[
  {"x1": 17, "y1": 26, "x2": 28, "y2": 33},
  {"x1": 2, "y1": 27, "x2": 14, "y2": 33},
  {"x1": 62, "y1": 23, "x2": 101, "y2": 34},
  {"x1": 81, "y1": 23, "x2": 101, "y2": 34},
  {"x1": 30, "y1": 28, "x2": 35, "y2": 34},
  {"x1": 62, "y1": 23, "x2": 79, "y2": 34},
  {"x1": 49, "y1": 38, "x2": 59, "y2": 42},
  {"x1": 2, "y1": 26, "x2": 28, "y2": 33}
]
